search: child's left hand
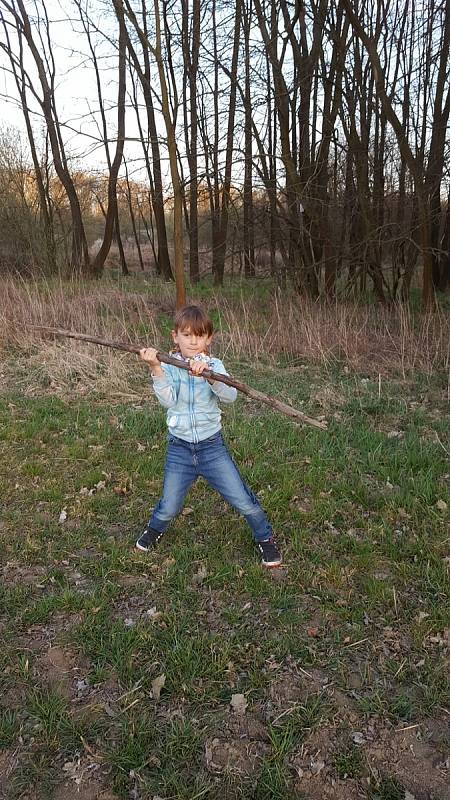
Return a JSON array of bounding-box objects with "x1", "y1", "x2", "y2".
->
[{"x1": 189, "y1": 359, "x2": 210, "y2": 378}]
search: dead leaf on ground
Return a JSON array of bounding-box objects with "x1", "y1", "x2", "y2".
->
[
  {"x1": 230, "y1": 693, "x2": 248, "y2": 714},
  {"x1": 192, "y1": 565, "x2": 208, "y2": 585},
  {"x1": 113, "y1": 478, "x2": 132, "y2": 495},
  {"x1": 79, "y1": 479, "x2": 107, "y2": 498},
  {"x1": 145, "y1": 606, "x2": 162, "y2": 621},
  {"x1": 151, "y1": 673, "x2": 166, "y2": 700},
  {"x1": 310, "y1": 759, "x2": 325, "y2": 775}
]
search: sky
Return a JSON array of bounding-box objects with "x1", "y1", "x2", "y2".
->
[{"x1": 0, "y1": 0, "x2": 174, "y2": 183}]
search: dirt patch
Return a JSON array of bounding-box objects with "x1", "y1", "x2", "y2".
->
[
  {"x1": 292, "y1": 774, "x2": 363, "y2": 800},
  {"x1": 0, "y1": 683, "x2": 28, "y2": 711},
  {"x1": 52, "y1": 756, "x2": 117, "y2": 800},
  {"x1": 110, "y1": 592, "x2": 155, "y2": 626},
  {"x1": 225, "y1": 708, "x2": 270, "y2": 743},
  {"x1": 71, "y1": 547, "x2": 100, "y2": 560},
  {"x1": 289, "y1": 720, "x2": 338, "y2": 784},
  {"x1": 115, "y1": 573, "x2": 148, "y2": 588},
  {"x1": 51, "y1": 611, "x2": 85, "y2": 635},
  {"x1": 71, "y1": 673, "x2": 121, "y2": 719},
  {"x1": 366, "y1": 723, "x2": 450, "y2": 800},
  {"x1": 312, "y1": 384, "x2": 346, "y2": 411},
  {"x1": 267, "y1": 566, "x2": 289, "y2": 583},
  {"x1": 14, "y1": 628, "x2": 48, "y2": 653},
  {"x1": 289, "y1": 716, "x2": 450, "y2": 800},
  {"x1": 52, "y1": 779, "x2": 104, "y2": 800},
  {"x1": 267, "y1": 666, "x2": 333, "y2": 715},
  {"x1": 205, "y1": 736, "x2": 270, "y2": 776},
  {"x1": 14, "y1": 613, "x2": 84, "y2": 657},
  {"x1": 268, "y1": 670, "x2": 311, "y2": 709},
  {"x1": 1, "y1": 562, "x2": 47, "y2": 588},
  {"x1": 102, "y1": 524, "x2": 126, "y2": 540},
  {"x1": 35, "y1": 646, "x2": 89, "y2": 699},
  {"x1": 0, "y1": 749, "x2": 18, "y2": 798},
  {"x1": 423, "y1": 717, "x2": 450, "y2": 746},
  {"x1": 203, "y1": 704, "x2": 272, "y2": 778},
  {"x1": 65, "y1": 570, "x2": 94, "y2": 593}
]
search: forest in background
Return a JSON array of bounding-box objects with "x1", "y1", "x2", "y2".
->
[{"x1": 0, "y1": 0, "x2": 449, "y2": 308}]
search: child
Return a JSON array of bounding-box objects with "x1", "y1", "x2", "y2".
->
[{"x1": 137, "y1": 304, "x2": 282, "y2": 567}]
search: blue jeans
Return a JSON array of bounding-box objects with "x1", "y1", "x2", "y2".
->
[{"x1": 148, "y1": 432, "x2": 272, "y2": 542}]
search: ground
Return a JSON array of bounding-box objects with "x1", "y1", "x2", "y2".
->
[{"x1": 0, "y1": 281, "x2": 449, "y2": 799}]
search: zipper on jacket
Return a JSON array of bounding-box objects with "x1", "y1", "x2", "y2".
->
[{"x1": 189, "y1": 373, "x2": 198, "y2": 443}]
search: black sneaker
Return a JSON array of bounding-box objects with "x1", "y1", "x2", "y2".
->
[
  {"x1": 136, "y1": 527, "x2": 163, "y2": 551},
  {"x1": 258, "y1": 537, "x2": 282, "y2": 568}
]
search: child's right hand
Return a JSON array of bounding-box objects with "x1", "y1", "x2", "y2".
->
[{"x1": 139, "y1": 348, "x2": 161, "y2": 370}]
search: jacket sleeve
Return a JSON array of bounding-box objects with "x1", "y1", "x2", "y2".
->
[
  {"x1": 209, "y1": 358, "x2": 237, "y2": 404},
  {"x1": 151, "y1": 364, "x2": 177, "y2": 408}
]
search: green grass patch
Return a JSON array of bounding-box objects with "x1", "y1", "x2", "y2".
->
[{"x1": 0, "y1": 354, "x2": 448, "y2": 799}]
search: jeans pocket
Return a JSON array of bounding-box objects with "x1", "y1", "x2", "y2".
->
[{"x1": 206, "y1": 430, "x2": 223, "y2": 444}]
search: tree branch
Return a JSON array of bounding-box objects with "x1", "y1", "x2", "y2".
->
[{"x1": 32, "y1": 326, "x2": 327, "y2": 429}]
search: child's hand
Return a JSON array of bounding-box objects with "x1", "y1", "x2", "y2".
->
[
  {"x1": 139, "y1": 348, "x2": 163, "y2": 374},
  {"x1": 189, "y1": 359, "x2": 210, "y2": 378}
]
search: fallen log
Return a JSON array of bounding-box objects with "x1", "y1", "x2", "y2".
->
[{"x1": 32, "y1": 326, "x2": 327, "y2": 429}]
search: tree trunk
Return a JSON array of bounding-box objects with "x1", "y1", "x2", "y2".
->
[
  {"x1": 122, "y1": 0, "x2": 174, "y2": 281},
  {"x1": 153, "y1": 0, "x2": 185, "y2": 306},
  {"x1": 182, "y1": 0, "x2": 200, "y2": 283},
  {"x1": 242, "y1": 0, "x2": 255, "y2": 277},
  {"x1": 92, "y1": 0, "x2": 127, "y2": 276},
  {"x1": 212, "y1": 0, "x2": 242, "y2": 285}
]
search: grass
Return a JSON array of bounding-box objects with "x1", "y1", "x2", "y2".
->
[
  {"x1": 369, "y1": 776, "x2": 406, "y2": 800},
  {"x1": 0, "y1": 276, "x2": 449, "y2": 799},
  {"x1": 334, "y1": 745, "x2": 364, "y2": 779},
  {"x1": 0, "y1": 710, "x2": 20, "y2": 748}
]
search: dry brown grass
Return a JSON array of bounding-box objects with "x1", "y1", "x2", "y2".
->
[
  {"x1": 0, "y1": 273, "x2": 175, "y2": 343},
  {"x1": 0, "y1": 274, "x2": 448, "y2": 397},
  {"x1": 214, "y1": 291, "x2": 449, "y2": 377},
  {"x1": 0, "y1": 274, "x2": 173, "y2": 397}
]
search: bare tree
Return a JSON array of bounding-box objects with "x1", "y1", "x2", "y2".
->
[
  {"x1": 242, "y1": 0, "x2": 255, "y2": 277},
  {"x1": 121, "y1": 0, "x2": 184, "y2": 297},
  {"x1": 1, "y1": 0, "x2": 448, "y2": 311},
  {"x1": 341, "y1": 0, "x2": 447, "y2": 309},
  {"x1": 182, "y1": 0, "x2": 201, "y2": 282},
  {"x1": 212, "y1": 0, "x2": 242, "y2": 286},
  {"x1": 0, "y1": 17, "x2": 56, "y2": 270},
  {"x1": 0, "y1": 0, "x2": 91, "y2": 271},
  {"x1": 76, "y1": 0, "x2": 128, "y2": 276}
]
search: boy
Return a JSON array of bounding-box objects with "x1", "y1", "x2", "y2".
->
[{"x1": 137, "y1": 305, "x2": 282, "y2": 567}]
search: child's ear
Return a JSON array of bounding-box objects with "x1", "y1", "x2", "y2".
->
[{"x1": 171, "y1": 329, "x2": 177, "y2": 342}]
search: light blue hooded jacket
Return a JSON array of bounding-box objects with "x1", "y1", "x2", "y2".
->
[{"x1": 151, "y1": 353, "x2": 237, "y2": 443}]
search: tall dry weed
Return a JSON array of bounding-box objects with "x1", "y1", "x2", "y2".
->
[
  {"x1": 213, "y1": 291, "x2": 449, "y2": 377},
  {"x1": 0, "y1": 276, "x2": 448, "y2": 397}
]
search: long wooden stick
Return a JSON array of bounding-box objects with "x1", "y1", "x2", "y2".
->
[{"x1": 33, "y1": 326, "x2": 327, "y2": 429}]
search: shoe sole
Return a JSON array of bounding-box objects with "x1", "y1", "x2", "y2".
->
[
  {"x1": 262, "y1": 559, "x2": 283, "y2": 568},
  {"x1": 135, "y1": 541, "x2": 149, "y2": 551}
]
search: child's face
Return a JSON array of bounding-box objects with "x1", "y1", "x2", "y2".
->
[{"x1": 172, "y1": 326, "x2": 212, "y2": 358}]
